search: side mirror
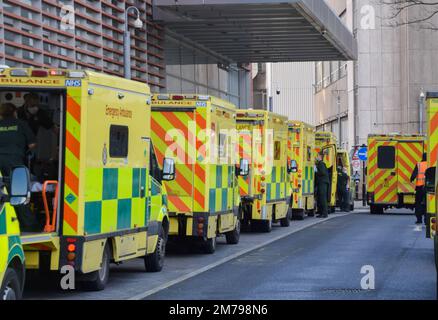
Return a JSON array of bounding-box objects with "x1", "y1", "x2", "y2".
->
[
  {"x1": 162, "y1": 158, "x2": 176, "y2": 181},
  {"x1": 288, "y1": 160, "x2": 298, "y2": 173},
  {"x1": 10, "y1": 166, "x2": 31, "y2": 206},
  {"x1": 238, "y1": 159, "x2": 250, "y2": 177},
  {"x1": 425, "y1": 167, "x2": 436, "y2": 194}
]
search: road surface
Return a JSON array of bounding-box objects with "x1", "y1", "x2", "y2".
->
[{"x1": 24, "y1": 208, "x2": 436, "y2": 300}]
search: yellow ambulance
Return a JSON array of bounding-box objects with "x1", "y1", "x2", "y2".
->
[
  {"x1": 315, "y1": 132, "x2": 338, "y2": 212},
  {"x1": 336, "y1": 149, "x2": 355, "y2": 211},
  {"x1": 237, "y1": 110, "x2": 290, "y2": 232},
  {"x1": 151, "y1": 94, "x2": 244, "y2": 254},
  {"x1": 367, "y1": 134, "x2": 425, "y2": 214},
  {"x1": 0, "y1": 68, "x2": 174, "y2": 298},
  {"x1": 287, "y1": 121, "x2": 316, "y2": 219},
  {"x1": 425, "y1": 93, "x2": 438, "y2": 239}
]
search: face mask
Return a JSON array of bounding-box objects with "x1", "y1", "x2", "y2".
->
[{"x1": 28, "y1": 106, "x2": 39, "y2": 115}]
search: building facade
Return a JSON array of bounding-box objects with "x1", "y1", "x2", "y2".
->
[{"x1": 0, "y1": 0, "x2": 251, "y2": 105}]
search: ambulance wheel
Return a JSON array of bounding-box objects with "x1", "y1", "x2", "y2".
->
[
  {"x1": 259, "y1": 219, "x2": 273, "y2": 233},
  {"x1": 330, "y1": 206, "x2": 336, "y2": 214},
  {"x1": 1, "y1": 268, "x2": 21, "y2": 300},
  {"x1": 280, "y1": 209, "x2": 291, "y2": 227},
  {"x1": 307, "y1": 210, "x2": 315, "y2": 217},
  {"x1": 370, "y1": 205, "x2": 384, "y2": 215},
  {"x1": 226, "y1": 220, "x2": 241, "y2": 245},
  {"x1": 83, "y1": 244, "x2": 110, "y2": 291},
  {"x1": 201, "y1": 236, "x2": 217, "y2": 254},
  {"x1": 145, "y1": 226, "x2": 166, "y2": 272},
  {"x1": 292, "y1": 209, "x2": 305, "y2": 221}
]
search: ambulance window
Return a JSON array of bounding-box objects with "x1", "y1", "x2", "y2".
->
[
  {"x1": 377, "y1": 146, "x2": 395, "y2": 169},
  {"x1": 274, "y1": 141, "x2": 281, "y2": 160},
  {"x1": 109, "y1": 125, "x2": 129, "y2": 158},
  {"x1": 307, "y1": 146, "x2": 312, "y2": 161},
  {"x1": 219, "y1": 133, "x2": 227, "y2": 158},
  {"x1": 150, "y1": 146, "x2": 162, "y2": 183}
]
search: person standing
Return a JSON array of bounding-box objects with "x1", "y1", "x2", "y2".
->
[
  {"x1": 17, "y1": 92, "x2": 55, "y2": 135},
  {"x1": 337, "y1": 166, "x2": 350, "y2": 212},
  {"x1": 0, "y1": 103, "x2": 37, "y2": 231},
  {"x1": 410, "y1": 153, "x2": 428, "y2": 224},
  {"x1": 315, "y1": 152, "x2": 330, "y2": 218}
]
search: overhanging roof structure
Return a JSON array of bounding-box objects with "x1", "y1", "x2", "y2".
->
[{"x1": 153, "y1": 0, "x2": 357, "y2": 64}]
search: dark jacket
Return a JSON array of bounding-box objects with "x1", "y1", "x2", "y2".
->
[
  {"x1": 17, "y1": 107, "x2": 54, "y2": 135},
  {"x1": 316, "y1": 160, "x2": 330, "y2": 185}
]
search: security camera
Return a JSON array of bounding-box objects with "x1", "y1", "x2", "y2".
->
[{"x1": 134, "y1": 18, "x2": 143, "y2": 29}]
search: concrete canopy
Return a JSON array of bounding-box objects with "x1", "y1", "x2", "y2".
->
[{"x1": 153, "y1": 0, "x2": 357, "y2": 64}]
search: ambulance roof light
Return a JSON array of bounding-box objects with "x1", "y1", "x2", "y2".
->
[
  {"x1": 172, "y1": 95, "x2": 184, "y2": 101},
  {"x1": 0, "y1": 65, "x2": 10, "y2": 72},
  {"x1": 68, "y1": 71, "x2": 86, "y2": 78},
  {"x1": 10, "y1": 69, "x2": 29, "y2": 77},
  {"x1": 184, "y1": 94, "x2": 196, "y2": 100},
  {"x1": 49, "y1": 69, "x2": 66, "y2": 76},
  {"x1": 31, "y1": 70, "x2": 49, "y2": 77},
  {"x1": 156, "y1": 94, "x2": 169, "y2": 100},
  {"x1": 197, "y1": 95, "x2": 210, "y2": 101}
]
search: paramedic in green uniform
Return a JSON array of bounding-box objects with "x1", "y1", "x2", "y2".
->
[
  {"x1": 337, "y1": 166, "x2": 350, "y2": 212},
  {"x1": 0, "y1": 103, "x2": 37, "y2": 231},
  {"x1": 315, "y1": 152, "x2": 330, "y2": 218}
]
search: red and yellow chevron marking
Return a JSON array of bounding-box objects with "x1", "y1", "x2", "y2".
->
[
  {"x1": 238, "y1": 130, "x2": 252, "y2": 196},
  {"x1": 427, "y1": 102, "x2": 438, "y2": 214},
  {"x1": 152, "y1": 110, "x2": 208, "y2": 213},
  {"x1": 193, "y1": 109, "x2": 207, "y2": 212},
  {"x1": 368, "y1": 140, "x2": 398, "y2": 204},
  {"x1": 63, "y1": 90, "x2": 81, "y2": 235},
  {"x1": 397, "y1": 142, "x2": 423, "y2": 194}
]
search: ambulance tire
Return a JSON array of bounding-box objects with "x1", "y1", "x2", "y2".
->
[
  {"x1": 201, "y1": 236, "x2": 217, "y2": 254},
  {"x1": 258, "y1": 219, "x2": 273, "y2": 233},
  {"x1": 281, "y1": 209, "x2": 292, "y2": 227},
  {"x1": 1, "y1": 268, "x2": 22, "y2": 300},
  {"x1": 226, "y1": 220, "x2": 241, "y2": 245},
  {"x1": 330, "y1": 206, "x2": 336, "y2": 214},
  {"x1": 145, "y1": 226, "x2": 166, "y2": 272},
  {"x1": 292, "y1": 209, "x2": 305, "y2": 221},
  {"x1": 83, "y1": 244, "x2": 110, "y2": 291},
  {"x1": 307, "y1": 210, "x2": 315, "y2": 217},
  {"x1": 370, "y1": 205, "x2": 384, "y2": 215}
]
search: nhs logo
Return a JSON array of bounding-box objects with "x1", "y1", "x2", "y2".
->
[{"x1": 65, "y1": 79, "x2": 82, "y2": 87}]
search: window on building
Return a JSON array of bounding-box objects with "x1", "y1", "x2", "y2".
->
[
  {"x1": 377, "y1": 146, "x2": 395, "y2": 169},
  {"x1": 109, "y1": 125, "x2": 129, "y2": 158}
]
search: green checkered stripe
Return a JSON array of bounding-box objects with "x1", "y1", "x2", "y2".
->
[
  {"x1": 0, "y1": 205, "x2": 6, "y2": 235},
  {"x1": 209, "y1": 165, "x2": 234, "y2": 213},
  {"x1": 83, "y1": 167, "x2": 150, "y2": 235},
  {"x1": 266, "y1": 166, "x2": 286, "y2": 202},
  {"x1": 302, "y1": 165, "x2": 314, "y2": 195}
]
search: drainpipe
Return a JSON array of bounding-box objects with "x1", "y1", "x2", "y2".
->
[{"x1": 419, "y1": 90, "x2": 425, "y2": 135}]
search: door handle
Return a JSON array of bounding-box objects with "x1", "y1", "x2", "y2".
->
[
  {"x1": 140, "y1": 187, "x2": 145, "y2": 198},
  {"x1": 11, "y1": 217, "x2": 18, "y2": 222}
]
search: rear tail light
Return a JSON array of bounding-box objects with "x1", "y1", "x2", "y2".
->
[{"x1": 260, "y1": 188, "x2": 266, "y2": 194}]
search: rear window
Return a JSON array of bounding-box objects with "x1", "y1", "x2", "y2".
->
[
  {"x1": 109, "y1": 125, "x2": 129, "y2": 158},
  {"x1": 377, "y1": 146, "x2": 395, "y2": 169}
]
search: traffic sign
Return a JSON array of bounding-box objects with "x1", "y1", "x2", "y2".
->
[
  {"x1": 358, "y1": 147, "x2": 368, "y2": 161},
  {"x1": 352, "y1": 160, "x2": 361, "y2": 171}
]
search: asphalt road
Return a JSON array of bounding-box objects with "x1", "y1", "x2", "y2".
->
[
  {"x1": 23, "y1": 207, "x2": 437, "y2": 300},
  {"x1": 148, "y1": 210, "x2": 436, "y2": 300}
]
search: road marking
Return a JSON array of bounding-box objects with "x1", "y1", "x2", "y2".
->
[{"x1": 129, "y1": 213, "x2": 351, "y2": 300}]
